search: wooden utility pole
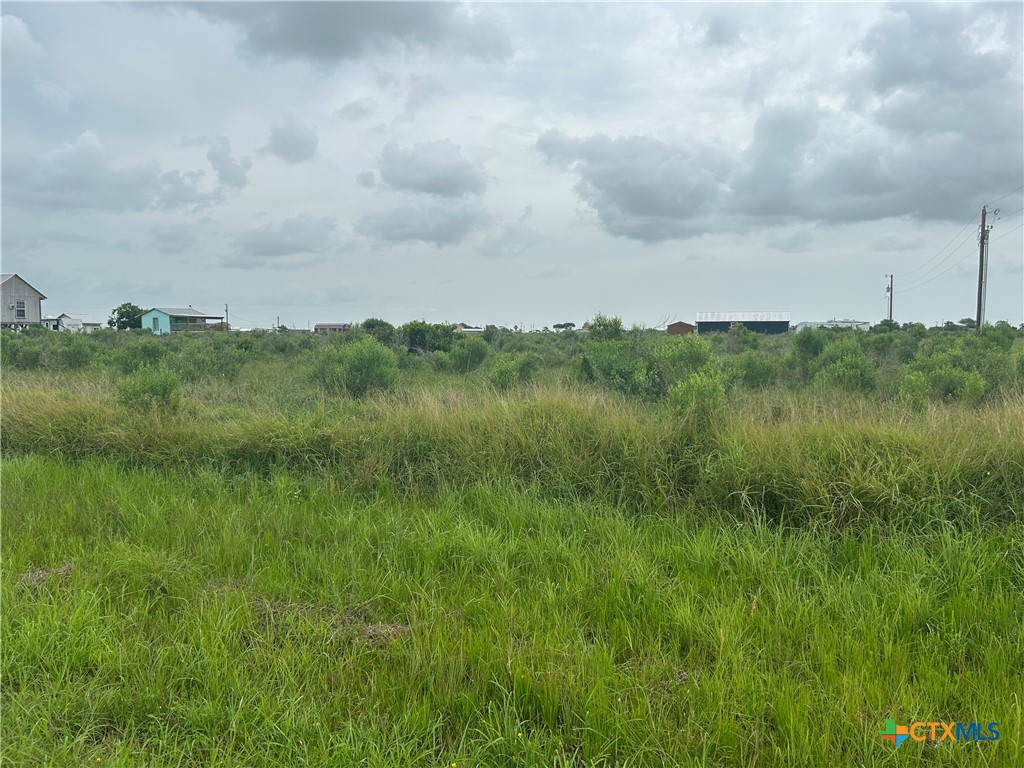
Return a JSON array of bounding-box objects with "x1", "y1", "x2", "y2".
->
[
  {"x1": 976, "y1": 206, "x2": 992, "y2": 331},
  {"x1": 225, "y1": 303, "x2": 229, "y2": 331}
]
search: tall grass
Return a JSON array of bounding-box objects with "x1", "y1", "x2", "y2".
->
[
  {"x1": 3, "y1": 379, "x2": 1022, "y2": 526},
  {"x1": 3, "y1": 456, "x2": 1022, "y2": 766}
]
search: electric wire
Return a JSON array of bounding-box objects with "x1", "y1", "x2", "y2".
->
[{"x1": 895, "y1": 212, "x2": 978, "y2": 279}]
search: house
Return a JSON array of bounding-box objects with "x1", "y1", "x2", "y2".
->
[
  {"x1": 46, "y1": 313, "x2": 102, "y2": 333},
  {"x1": 454, "y1": 323, "x2": 484, "y2": 334},
  {"x1": 314, "y1": 323, "x2": 351, "y2": 333},
  {"x1": 666, "y1": 321, "x2": 695, "y2": 336},
  {"x1": 794, "y1": 319, "x2": 870, "y2": 332},
  {"x1": 1, "y1": 273, "x2": 46, "y2": 329},
  {"x1": 696, "y1": 311, "x2": 791, "y2": 335},
  {"x1": 141, "y1": 306, "x2": 224, "y2": 335}
]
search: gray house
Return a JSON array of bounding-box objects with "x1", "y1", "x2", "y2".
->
[{"x1": 1, "y1": 274, "x2": 46, "y2": 329}]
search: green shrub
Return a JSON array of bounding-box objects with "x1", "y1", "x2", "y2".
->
[
  {"x1": 311, "y1": 338, "x2": 398, "y2": 398},
  {"x1": 955, "y1": 370, "x2": 986, "y2": 406},
  {"x1": 582, "y1": 340, "x2": 661, "y2": 398},
  {"x1": 726, "y1": 350, "x2": 779, "y2": 389},
  {"x1": 651, "y1": 335, "x2": 712, "y2": 386},
  {"x1": 1, "y1": 333, "x2": 43, "y2": 370},
  {"x1": 168, "y1": 340, "x2": 244, "y2": 383},
  {"x1": 113, "y1": 340, "x2": 167, "y2": 375},
  {"x1": 116, "y1": 366, "x2": 182, "y2": 414},
  {"x1": 449, "y1": 336, "x2": 489, "y2": 373},
  {"x1": 668, "y1": 368, "x2": 727, "y2": 436},
  {"x1": 51, "y1": 334, "x2": 94, "y2": 370},
  {"x1": 814, "y1": 355, "x2": 876, "y2": 393},
  {"x1": 489, "y1": 352, "x2": 544, "y2": 391},
  {"x1": 489, "y1": 355, "x2": 521, "y2": 391},
  {"x1": 431, "y1": 351, "x2": 452, "y2": 372},
  {"x1": 897, "y1": 370, "x2": 929, "y2": 411},
  {"x1": 518, "y1": 352, "x2": 543, "y2": 380}
]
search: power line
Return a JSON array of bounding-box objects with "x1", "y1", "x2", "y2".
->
[
  {"x1": 897, "y1": 226, "x2": 979, "y2": 289},
  {"x1": 985, "y1": 184, "x2": 1024, "y2": 207},
  {"x1": 895, "y1": 211, "x2": 979, "y2": 278},
  {"x1": 897, "y1": 228, "x2": 980, "y2": 293},
  {"x1": 991, "y1": 222, "x2": 1024, "y2": 243}
]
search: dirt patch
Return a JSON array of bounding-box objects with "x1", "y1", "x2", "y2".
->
[
  {"x1": 359, "y1": 621, "x2": 411, "y2": 645},
  {"x1": 212, "y1": 583, "x2": 410, "y2": 647},
  {"x1": 18, "y1": 563, "x2": 73, "y2": 589}
]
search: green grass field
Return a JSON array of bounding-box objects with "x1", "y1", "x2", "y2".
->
[
  {"x1": 5, "y1": 455, "x2": 1022, "y2": 766},
  {"x1": 3, "y1": 329, "x2": 1024, "y2": 765}
]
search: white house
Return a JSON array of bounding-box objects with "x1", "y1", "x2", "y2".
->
[
  {"x1": 1, "y1": 274, "x2": 46, "y2": 329},
  {"x1": 42, "y1": 312, "x2": 102, "y2": 333}
]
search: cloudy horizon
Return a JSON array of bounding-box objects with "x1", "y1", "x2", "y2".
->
[{"x1": 3, "y1": 2, "x2": 1022, "y2": 330}]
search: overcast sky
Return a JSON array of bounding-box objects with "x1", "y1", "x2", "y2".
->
[{"x1": 3, "y1": 2, "x2": 1022, "y2": 329}]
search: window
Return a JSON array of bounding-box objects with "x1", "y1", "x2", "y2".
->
[
  {"x1": 152, "y1": 317, "x2": 159, "y2": 332},
  {"x1": 16, "y1": 300, "x2": 25, "y2": 319}
]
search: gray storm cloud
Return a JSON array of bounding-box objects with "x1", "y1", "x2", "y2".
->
[
  {"x1": 206, "y1": 137, "x2": 251, "y2": 189},
  {"x1": 230, "y1": 215, "x2": 337, "y2": 267},
  {"x1": 377, "y1": 140, "x2": 488, "y2": 198},
  {"x1": 536, "y1": 130, "x2": 735, "y2": 242},
  {"x1": 355, "y1": 199, "x2": 491, "y2": 248},
  {"x1": 4, "y1": 131, "x2": 215, "y2": 212},
  {"x1": 191, "y1": 2, "x2": 512, "y2": 64},
  {"x1": 262, "y1": 113, "x2": 319, "y2": 164}
]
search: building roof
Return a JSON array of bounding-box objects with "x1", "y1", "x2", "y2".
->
[
  {"x1": 58, "y1": 313, "x2": 101, "y2": 324},
  {"x1": 696, "y1": 311, "x2": 791, "y2": 323},
  {"x1": 147, "y1": 307, "x2": 223, "y2": 319},
  {"x1": 314, "y1": 323, "x2": 351, "y2": 329},
  {"x1": 667, "y1": 320, "x2": 694, "y2": 327},
  {"x1": 1, "y1": 273, "x2": 47, "y2": 299}
]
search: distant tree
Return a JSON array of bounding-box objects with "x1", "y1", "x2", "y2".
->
[
  {"x1": 587, "y1": 313, "x2": 624, "y2": 342},
  {"x1": 361, "y1": 317, "x2": 396, "y2": 346},
  {"x1": 871, "y1": 319, "x2": 899, "y2": 333},
  {"x1": 108, "y1": 302, "x2": 144, "y2": 330},
  {"x1": 553, "y1": 322, "x2": 576, "y2": 331},
  {"x1": 958, "y1": 318, "x2": 977, "y2": 330},
  {"x1": 401, "y1": 320, "x2": 433, "y2": 352}
]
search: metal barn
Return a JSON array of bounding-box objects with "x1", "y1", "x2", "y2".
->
[{"x1": 695, "y1": 311, "x2": 791, "y2": 335}]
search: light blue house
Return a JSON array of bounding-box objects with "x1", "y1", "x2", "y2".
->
[{"x1": 141, "y1": 306, "x2": 224, "y2": 335}]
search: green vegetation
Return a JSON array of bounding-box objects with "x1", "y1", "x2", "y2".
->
[{"x1": 2, "y1": 317, "x2": 1023, "y2": 765}]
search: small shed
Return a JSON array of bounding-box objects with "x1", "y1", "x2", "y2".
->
[
  {"x1": 696, "y1": 311, "x2": 791, "y2": 335},
  {"x1": 666, "y1": 321, "x2": 695, "y2": 336}
]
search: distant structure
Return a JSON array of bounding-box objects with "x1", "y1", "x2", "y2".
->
[
  {"x1": 314, "y1": 323, "x2": 351, "y2": 333},
  {"x1": 794, "y1": 319, "x2": 870, "y2": 332},
  {"x1": 696, "y1": 311, "x2": 791, "y2": 335},
  {"x1": 1, "y1": 273, "x2": 46, "y2": 330},
  {"x1": 454, "y1": 323, "x2": 484, "y2": 334},
  {"x1": 666, "y1": 321, "x2": 695, "y2": 336},
  {"x1": 42, "y1": 312, "x2": 102, "y2": 333},
  {"x1": 142, "y1": 306, "x2": 225, "y2": 335}
]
